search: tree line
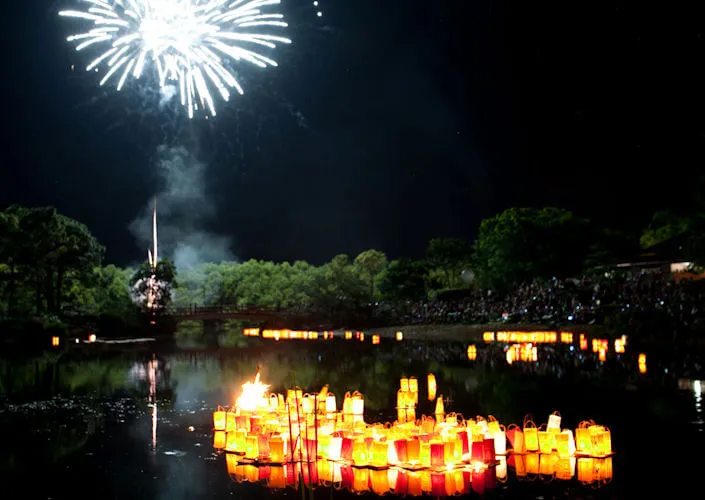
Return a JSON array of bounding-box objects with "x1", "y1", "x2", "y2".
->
[{"x1": 1, "y1": 199, "x2": 702, "y2": 325}]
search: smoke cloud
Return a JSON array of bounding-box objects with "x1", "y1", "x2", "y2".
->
[{"x1": 129, "y1": 145, "x2": 235, "y2": 269}]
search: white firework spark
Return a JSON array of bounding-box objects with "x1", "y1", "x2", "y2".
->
[{"x1": 59, "y1": 0, "x2": 291, "y2": 118}]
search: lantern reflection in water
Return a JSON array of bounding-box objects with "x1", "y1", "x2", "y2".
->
[
  {"x1": 224, "y1": 455, "x2": 610, "y2": 495},
  {"x1": 638, "y1": 353, "x2": 647, "y2": 374}
]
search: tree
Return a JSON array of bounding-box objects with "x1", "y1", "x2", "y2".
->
[
  {"x1": 130, "y1": 259, "x2": 178, "y2": 312},
  {"x1": 425, "y1": 237, "x2": 473, "y2": 289},
  {"x1": 472, "y1": 207, "x2": 592, "y2": 289},
  {"x1": 353, "y1": 249, "x2": 388, "y2": 302},
  {"x1": 378, "y1": 259, "x2": 429, "y2": 301}
]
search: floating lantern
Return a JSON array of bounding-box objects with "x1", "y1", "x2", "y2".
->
[
  {"x1": 614, "y1": 338, "x2": 625, "y2": 353},
  {"x1": 51, "y1": 336, "x2": 60, "y2": 347},
  {"x1": 434, "y1": 396, "x2": 444, "y2": 419},
  {"x1": 427, "y1": 374, "x2": 437, "y2": 401},
  {"x1": 595, "y1": 457, "x2": 613, "y2": 482},
  {"x1": 579, "y1": 334, "x2": 588, "y2": 350},
  {"x1": 213, "y1": 431, "x2": 226, "y2": 449},
  {"x1": 351, "y1": 391, "x2": 364, "y2": 416},
  {"x1": 555, "y1": 430, "x2": 576, "y2": 456},
  {"x1": 270, "y1": 436, "x2": 285, "y2": 463},
  {"x1": 88, "y1": 333, "x2": 96, "y2": 343},
  {"x1": 345, "y1": 331, "x2": 352, "y2": 340},
  {"x1": 372, "y1": 335, "x2": 380, "y2": 345},
  {"x1": 538, "y1": 430, "x2": 555, "y2": 454},
  {"x1": 577, "y1": 457, "x2": 594, "y2": 483},
  {"x1": 523, "y1": 418, "x2": 539, "y2": 452},
  {"x1": 359, "y1": 333, "x2": 365, "y2": 342},
  {"x1": 560, "y1": 332, "x2": 573, "y2": 344},
  {"x1": 638, "y1": 353, "x2": 647, "y2": 373},
  {"x1": 506, "y1": 424, "x2": 525, "y2": 453},
  {"x1": 547, "y1": 411, "x2": 561, "y2": 430},
  {"x1": 213, "y1": 406, "x2": 226, "y2": 430},
  {"x1": 467, "y1": 345, "x2": 477, "y2": 361},
  {"x1": 396, "y1": 331, "x2": 403, "y2": 341},
  {"x1": 400, "y1": 377, "x2": 409, "y2": 392}
]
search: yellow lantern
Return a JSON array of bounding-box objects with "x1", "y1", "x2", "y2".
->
[
  {"x1": 575, "y1": 424, "x2": 592, "y2": 455},
  {"x1": 226, "y1": 412, "x2": 236, "y2": 433},
  {"x1": 638, "y1": 353, "x2": 647, "y2": 374},
  {"x1": 595, "y1": 457, "x2": 613, "y2": 482},
  {"x1": 591, "y1": 425, "x2": 611, "y2": 456},
  {"x1": 352, "y1": 438, "x2": 369, "y2": 466},
  {"x1": 434, "y1": 396, "x2": 445, "y2": 419},
  {"x1": 269, "y1": 466, "x2": 286, "y2": 489},
  {"x1": 342, "y1": 391, "x2": 353, "y2": 415},
  {"x1": 213, "y1": 431, "x2": 226, "y2": 449},
  {"x1": 555, "y1": 430, "x2": 575, "y2": 457},
  {"x1": 51, "y1": 336, "x2": 60, "y2": 347},
  {"x1": 419, "y1": 441, "x2": 431, "y2": 467},
  {"x1": 213, "y1": 406, "x2": 226, "y2": 430},
  {"x1": 397, "y1": 389, "x2": 409, "y2": 408},
  {"x1": 467, "y1": 345, "x2": 477, "y2": 361},
  {"x1": 537, "y1": 430, "x2": 555, "y2": 454},
  {"x1": 225, "y1": 453, "x2": 239, "y2": 474},
  {"x1": 396, "y1": 331, "x2": 403, "y2": 341},
  {"x1": 427, "y1": 374, "x2": 437, "y2": 401},
  {"x1": 397, "y1": 408, "x2": 407, "y2": 423},
  {"x1": 245, "y1": 435, "x2": 259, "y2": 459},
  {"x1": 370, "y1": 441, "x2": 388, "y2": 467},
  {"x1": 523, "y1": 419, "x2": 539, "y2": 452},
  {"x1": 409, "y1": 377, "x2": 418, "y2": 394},
  {"x1": 345, "y1": 331, "x2": 353, "y2": 340},
  {"x1": 400, "y1": 377, "x2": 409, "y2": 392}
]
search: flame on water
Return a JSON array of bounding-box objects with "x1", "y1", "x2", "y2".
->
[{"x1": 236, "y1": 370, "x2": 270, "y2": 412}]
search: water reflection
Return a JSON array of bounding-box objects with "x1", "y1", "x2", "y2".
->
[
  {"x1": 149, "y1": 355, "x2": 158, "y2": 452},
  {"x1": 221, "y1": 454, "x2": 613, "y2": 495}
]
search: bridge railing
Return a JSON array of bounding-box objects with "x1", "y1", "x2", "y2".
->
[{"x1": 168, "y1": 305, "x2": 289, "y2": 316}]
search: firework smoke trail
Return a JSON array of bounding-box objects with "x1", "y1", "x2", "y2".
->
[{"x1": 59, "y1": 0, "x2": 291, "y2": 119}]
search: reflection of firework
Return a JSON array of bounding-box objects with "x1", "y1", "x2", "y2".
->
[{"x1": 59, "y1": 0, "x2": 291, "y2": 118}]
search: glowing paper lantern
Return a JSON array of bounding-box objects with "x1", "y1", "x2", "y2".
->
[
  {"x1": 494, "y1": 426, "x2": 507, "y2": 455},
  {"x1": 51, "y1": 336, "x2": 60, "y2": 347},
  {"x1": 547, "y1": 411, "x2": 561, "y2": 430},
  {"x1": 555, "y1": 457, "x2": 575, "y2": 480},
  {"x1": 226, "y1": 412, "x2": 236, "y2": 433},
  {"x1": 539, "y1": 453, "x2": 557, "y2": 476},
  {"x1": 270, "y1": 436, "x2": 285, "y2": 463},
  {"x1": 506, "y1": 424, "x2": 525, "y2": 453},
  {"x1": 430, "y1": 440, "x2": 445, "y2": 467},
  {"x1": 396, "y1": 331, "x2": 403, "y2": 341},
  {"x1": 213, "y1": 407, "x2": 226, "y2": 430},
  {"x1": 370, "y1": 469, "x2": 390, "y2": 494},
  {"x1": 467, "y1": 345, "x2": 477, "y2": 360},
  {"x1": 638, "y1": 353, "x2": 647, "y2": 374},
  {"x1": 245, "y1": 435, "x2": 259, "y2": 459},
  {"x1": 523, "y1": 419, "x2": 539, "y2": 452},
  {"x1": 434, "y1": 396, "x2": 445, "y2": 420},
  {"x1": 525, "y1": 453, "x2": 540, "y2": 475},
  {"x1": 213, "y1": 431, "x2": 226, "y2": 449},
  {"x1": 400, "y1": 377, "x2": 409, "y2": 392},
  {"x1": 407, "y1": 438, "x2": 420, "y2": 463},
  {"x1": 372, "y1": 335, "x2": 380, "y2": 345},
  {"x1": 326, "y1": 393, "x2": 337, "y2": 413},
  {"x1": 351, "y1": 391, "x2": 364, "y2": 416},
  {"x1": 538, "y1": 430, "x2": 555, "y2": 454},
  {"x1": 577, "y1": 457, "x2": 594, "y2": 483},
  {"x1": 427, "y1": 374, "x2": 437, "y2": 401},
  {"x1": 353, "y1": 468, "x2": 369, "y2": 491},
  {"x1": 555, "y1": 430, "x2": 576, "y2": 456}
]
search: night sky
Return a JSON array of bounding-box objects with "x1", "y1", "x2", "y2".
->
[{"x1": 2, "y1": 1, "x2": 705, "y2": 267}]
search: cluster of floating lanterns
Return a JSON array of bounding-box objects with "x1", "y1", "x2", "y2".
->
[
  {"x1": 212, "y1": 371, "x2": 613, "y2": 494},
  {"x1": 243, "y1": 329, "x2": 404, "y2": 343}
]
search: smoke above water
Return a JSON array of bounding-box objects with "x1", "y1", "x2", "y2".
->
[{"x1": 129, "y1": 145, "x2": 235, "y2": 269}]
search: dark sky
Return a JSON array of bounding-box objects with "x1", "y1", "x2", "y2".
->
[{"x1": 2, "y1": 1, "x2": 705, "y2": 266}]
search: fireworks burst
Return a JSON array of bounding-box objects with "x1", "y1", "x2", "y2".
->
[{"x1": 59, "y1": 0, "x2": 291, "y2": 119}]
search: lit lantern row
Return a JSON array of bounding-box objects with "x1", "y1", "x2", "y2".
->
[
  {"x1": 506, "y1": 414, "x2": 612, "y2": 458},
  {"x1": 224, "y1": 454, "x2": 612, "y2": 494},
  {"x1": 505, "y1": 343, "x2": 538, "y2": 364},
  {"x1": 482, "y1": 330, "x2": 628, "y2": 354}
]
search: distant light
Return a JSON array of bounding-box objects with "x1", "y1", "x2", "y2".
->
[
  {"x1": 567, "y1": 315, "x2": 574, "y2": 321},
  {"x1": 317, "y1": 11, "x2": 322, "y2": 17},
  {"x1": 313, "y1": 1, "x2": 318, "y2": 5},
  {"x1": 88, "y1": 333, "x2": 96, "y2": 343}
]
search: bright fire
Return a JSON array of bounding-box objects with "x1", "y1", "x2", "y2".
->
[{"x1": 235, "y1": 369, "x2": 271, "y2": 412}]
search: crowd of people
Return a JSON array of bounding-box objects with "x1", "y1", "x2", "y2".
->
[{"x1": 398, "y1": 270, "x2": 705, "y2": 330}]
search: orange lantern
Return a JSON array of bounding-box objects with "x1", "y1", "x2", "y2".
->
[
  {"x1": 638, "y1": 353, "x2": 647, "y2": 373},
  {"x1": 51, "y1": 336, "x2": 60, "y2": 347},
  {"x1": 213, "y1": 431, "x2": 226, "y2": 449},
  {"x1": 595, "y1": 457, "x2": 613, "y2": 482},
  {"x1": 523, "y1": 418, "x2": 539, "y2": 452},
  {"x1": 370, "y1": 469, "x2": 390, "y2": 494},
  {"x1": 579, "y1": 334, "x2": 588, "y2": 350},
  {"x1": 555, "y1": 430, "x2": 575, "y2": 456},
  {"x1": 407, "y1": 438, "x2": 421, "y2": 464},
  {"x1": 372, "y1": 334, "x2": 380, "y2": 345},
  {"x1": 213, "y1": 406, "x2": 226, "y2": 430},
  {"x1": 406, "y1": 471, "x2": 422, "y2": 496},
  {"x1": 525, "y1": 453, "x2": 539, "y2": 475},
  {"x1": 226, "y1": 453, "x2": 239, "y2": 474},
  {"x1": 577, "y1": 457, "x2": 594, "y2": 483},
  {"x1": 400, "y1": 377, "x2": 409, "y2": 392},
  {"x1": 409, "y1": 376, "x2": 418, "y2": 394},
  {"x1": 270, "y1": 436, "x2": 285, "y2": 463},
  {"x1": 434, "y1": 396, "x2": 444, "y2": 420},
  {"x1": 396, "y1": 331, "x2": 403, "y2": 341},
  {"x1": 555, "y1": 457, "x2": 575, "y2": 480},
  {"x1": 353, "y1": 467, "x2": 369, "y2": 492},
  {"x1": 539, "y1": 453, "x2": 557, "y2": 476},
  {"x1": 345, "y1": 331, "x2": 352, "y2": 340},
  {"x1": 427, "y1": 374, "x2": 437, "y2": 401},
  {"x1": 506, "y1": 424, "x2": 525, "y2": 453},
  {"x1": 575, "y1": 422, "x2": 593, "y2": 455},
  {"x1": 268, "y1": 466, "x2": 286, "y2": 489}
]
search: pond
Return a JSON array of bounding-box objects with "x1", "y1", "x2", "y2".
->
[{"x1": 0, "y1": 335, "x2": 702, "y2": 499}]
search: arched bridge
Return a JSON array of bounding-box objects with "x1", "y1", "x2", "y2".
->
[{"x1": 165, "y1": 305, "x2": 330, "y2": 329}]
